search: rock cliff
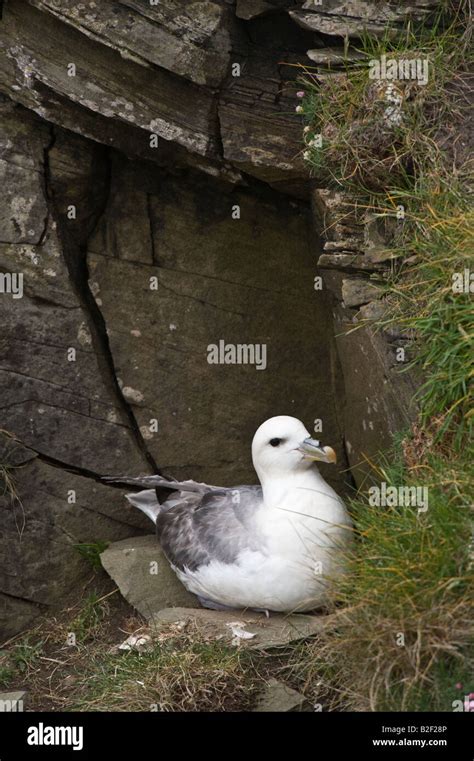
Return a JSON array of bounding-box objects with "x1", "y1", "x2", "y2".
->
[{"x1": 0, "y1": 0, "x2": 430, "y2": 637}]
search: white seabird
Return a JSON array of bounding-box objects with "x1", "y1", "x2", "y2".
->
[{"x1": 107, "y1": 416, "x2": 352, "y2": 613}]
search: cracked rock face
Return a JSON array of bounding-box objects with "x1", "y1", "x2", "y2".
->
[
  {"x1": 291, "y1": 0, "x2": 439, "y2": 38},
  {"x1": 85, "y1": 154, "x2": 345, "y2": 486},
  {"x1": 0, "y1": 103, "x2": 148, "y2": 476},
  {"x1": 30, "y1": 0, "x2": 234, "y2": 88},
  {"x1": 312, "y1": 187, "x2": 418, "y2": 484},
  {"x1": 0, "y1": 0, "x2": 423, "y2": 637},
  {"x1": 0, "y1": 0, "x2": 310, "y2": 196},
  {"x1": 0, "y1": 103, "x2": 153, "y2": 637},
  {"x1": 0, "y1": 24, "x2": 344, "y2": 637},
  {"x1": 0, "y1": 434, "x2": 150, "y2": 639}
]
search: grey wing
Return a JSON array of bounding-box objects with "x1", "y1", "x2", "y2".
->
[{"x1": 157, "y1": 486, "x2": 265, "y2": 572}]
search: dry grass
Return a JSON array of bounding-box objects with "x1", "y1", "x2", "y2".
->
[
  {"x1": 292, "y1": 2, "x2": 474, "y2": 712},
  {"x1": 300, "y1": 4, "x2": 473, "y2": 190},
  {"x1": 0, "y1": 590, "x2": 314, "y2": 712},
  {"x1": 286, "y1": 434, "x2": 474, "y2": 711}
]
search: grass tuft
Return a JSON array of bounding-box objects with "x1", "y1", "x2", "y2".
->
[
  {"x1": 74, "y1": 541, "x2": 110, "y2": 571},
  {"x1": 70, "y1": 632, "x2": 258, "y2": 712},
  {"x1": 295, "y1": 2, "x2": 474, "y2": 711},
  {"x1": 298, "y1": 445, "x2": 473, "y2": 711},
  {"x1": 299, "y1": 7, "x2": 472, "y2": 191}
]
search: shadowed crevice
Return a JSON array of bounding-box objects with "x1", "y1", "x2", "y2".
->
[{"x1": 42, "y1": 128, "x2": 161, "y2": 475}]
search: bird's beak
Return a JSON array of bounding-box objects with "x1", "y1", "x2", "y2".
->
[{"x1": 298, "y1": 437, "x2": 337, "y2": 465}]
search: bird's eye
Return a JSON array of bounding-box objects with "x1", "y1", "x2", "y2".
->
[{"x1": 269, "y1": 438, "x2": 281, "y2": 447}]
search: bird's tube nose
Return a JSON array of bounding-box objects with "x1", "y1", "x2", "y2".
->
[{"x1": 298, "y1": 437, "x2": 337, "y2": 464}]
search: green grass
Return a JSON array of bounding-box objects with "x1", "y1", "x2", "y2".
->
[
  {"x1": 74, "y1": 541, "x2": 109, "y2": 570},
  {"x1": 0, "y1": 597, "x2": 299, "y2": 712},
  {"x1": 299, "y1": 5, "x2": 472, "y2": 191},
  {"x1": 0, "y1": 635, "x2": 44, "y2": 689},
  {"x1": 381, "y1": 655, "x2": 473, "y2": 712},
  {"x1": 288, "y1": 443, "x2": 473, "y2": 712},
  {"x1": 70, "y1": 593, "x2": 111, "y2": 644},
  {"x1": 365, "y1": 179, "x2": 473, "y2": 444},
  {"x1": 0, "y1": 661, "x2": 15, "y2": 688},
  {"x1": 69, "y1": 636, "x2": 259, "y2": 712},
  {"x1": 0, "y1": 597, "x2": 266, "y2": 710},
  {"x1": 295, "y1": 2, "x2": 474, "y2": 711}
]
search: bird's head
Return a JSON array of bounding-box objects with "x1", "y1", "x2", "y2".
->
[{"x1": 251, "y1": 415, "x2": 337, "y2": 481}]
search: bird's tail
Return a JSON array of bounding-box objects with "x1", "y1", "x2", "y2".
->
[
  {"x1": 103, "y1": 474, "x2": 212, "y2": 493},
  {"x1": 104, "y1": 474, "x2": 214, "y2": 525},
  {"x1": 125, "y1": 489, "x2": 161, "y2": 524}
]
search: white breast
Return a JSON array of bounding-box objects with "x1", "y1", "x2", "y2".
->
[{"x1": 178, "y1": 470, "x2": 352, "y2": 612}]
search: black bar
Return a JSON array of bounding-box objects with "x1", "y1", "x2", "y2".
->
[{"x1": 0, "y1": 712, "x2": 471, "y2": 759}]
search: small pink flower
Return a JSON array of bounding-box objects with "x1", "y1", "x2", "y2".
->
[
  {"x1": 296, "y1": 90, "x2": 305, "y2": 98},
  {"x1": 455, "y1": 683, "x2": 463, "y2": 689}
]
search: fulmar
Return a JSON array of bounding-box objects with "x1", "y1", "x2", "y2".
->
[{"x1": 106, "y1": 416, "x2": 352, "y2": 613}]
